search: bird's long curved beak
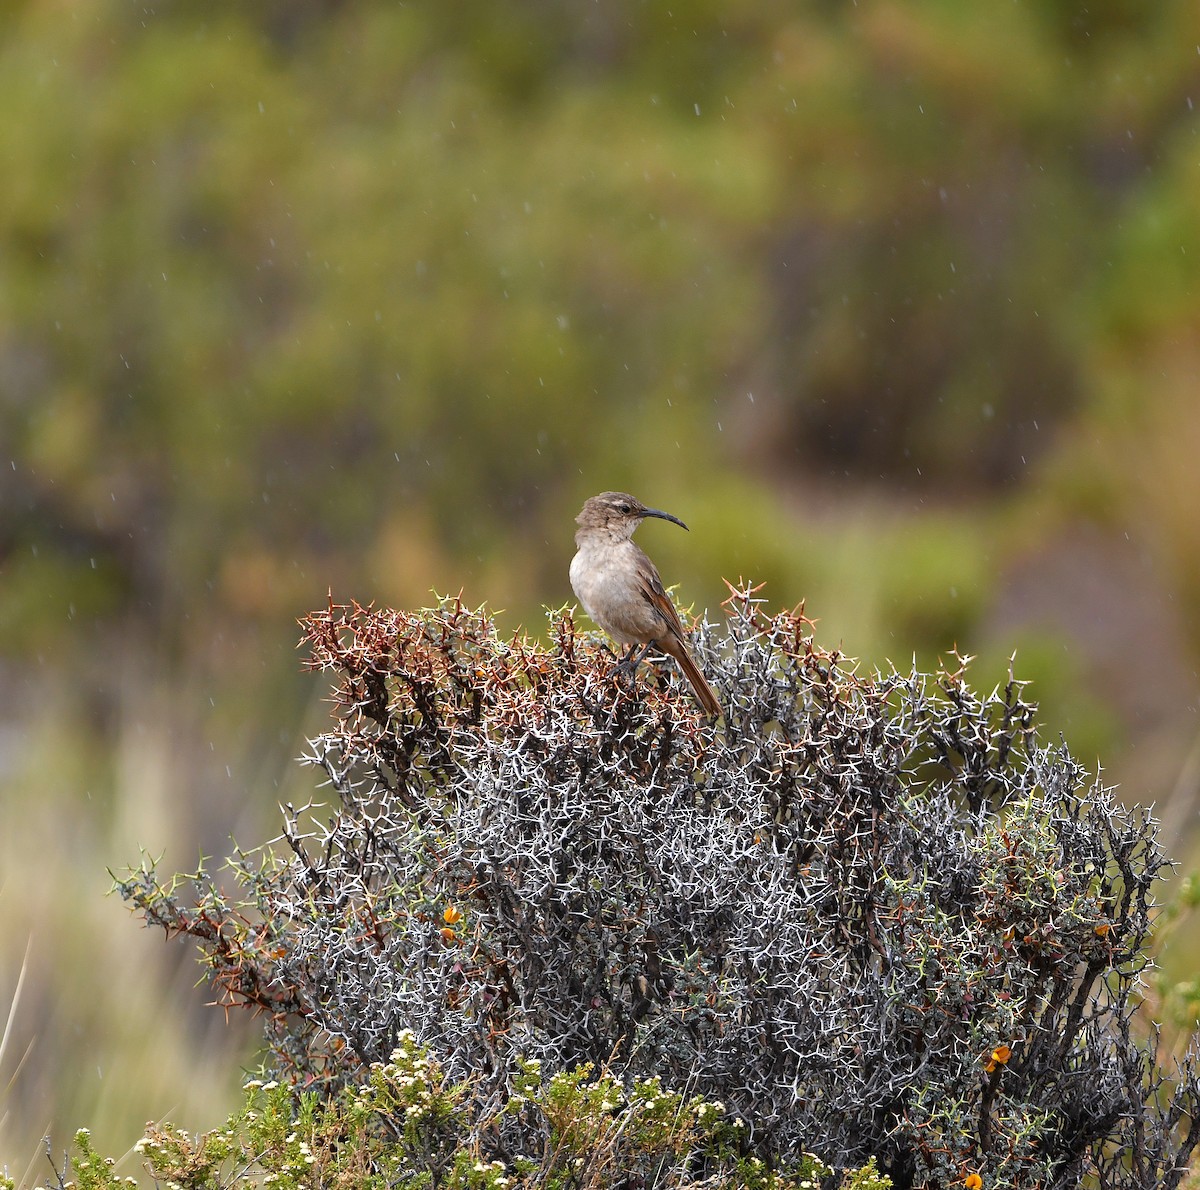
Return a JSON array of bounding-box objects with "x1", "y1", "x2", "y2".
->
[{"x1": 642, "y1": 507, "x2": 689, "y2": 532}]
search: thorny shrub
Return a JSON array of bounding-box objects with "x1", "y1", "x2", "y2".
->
[{"x1": 116, "y1": 583, "x2": 1200, "y2": 1189}]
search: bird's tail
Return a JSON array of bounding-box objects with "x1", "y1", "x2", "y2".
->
[{"x1": 664, "y1": 636, "x2": 722, "y2": 718}]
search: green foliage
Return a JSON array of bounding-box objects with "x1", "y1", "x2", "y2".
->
[
  {"x1": 5, "y1": 0, "x2": 1200, "y2": 656},
  {"x1": 39, "y1": 1039, "x2": 889, "y2": 1190}
]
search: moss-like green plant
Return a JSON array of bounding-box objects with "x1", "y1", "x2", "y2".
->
[{"x1": 38, "y1": 1039, "x2": 889, "y2": 1190}]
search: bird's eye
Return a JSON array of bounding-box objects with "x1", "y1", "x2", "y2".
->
[{"x1": 618, "y1": 503, "x2": 631, "y2": 513}]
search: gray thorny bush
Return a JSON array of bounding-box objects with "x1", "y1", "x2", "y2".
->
[{"x1": 120, "y1": 584, "x2": 1200, "y2": 1190}]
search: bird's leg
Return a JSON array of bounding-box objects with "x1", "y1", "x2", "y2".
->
[{"x1": 613, "y1": 641, "x2": 653, "y2": 676}]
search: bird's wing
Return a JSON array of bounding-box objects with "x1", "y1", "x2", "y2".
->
[
  {"x1": 635, "y1": 552, "x2": 689, "y2": 641},
  {"x1": 634, "y1": 549, "x2": 722, "y2": 716}
]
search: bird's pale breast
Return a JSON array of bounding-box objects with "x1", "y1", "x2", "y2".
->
[{"x1": 570, "y1": 540, "x2": 663, "y2": 645}]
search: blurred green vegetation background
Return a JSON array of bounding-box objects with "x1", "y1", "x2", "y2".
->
[{"x1": 4, "y1": 0, "x2": 1200, "y2": 1177}]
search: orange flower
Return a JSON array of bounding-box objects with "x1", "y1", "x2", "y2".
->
[
  {"x1": 443, "y1": 905, "x2": 463, "y2": 925},
  {"x1": 1094, "y1": 922, "x2": 1110, "y2": 937},
  {"x1": 439, "y1": 926, "x2": 458, "y2": 943},
  {"x1": 983, "y1": 1043, "x2": 1012, "y2": 1073},
  {"x1": 964, "y1": 1174, "x2": 983, "y2": 1190}
]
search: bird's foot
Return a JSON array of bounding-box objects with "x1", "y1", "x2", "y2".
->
[{"x1": 612, "y1": 642, "x2": 653, "y2": 676}]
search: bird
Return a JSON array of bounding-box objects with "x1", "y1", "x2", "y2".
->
[{"x1": 569, "y1": 491, "x2": 721, "y2": 717}]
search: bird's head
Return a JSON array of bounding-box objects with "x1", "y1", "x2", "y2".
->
[{"x1": 575, "y1": 492, "x2": 688, "y2": 541}]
